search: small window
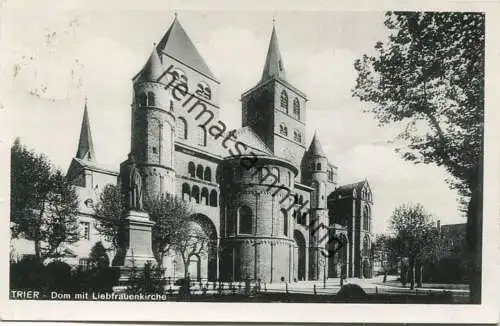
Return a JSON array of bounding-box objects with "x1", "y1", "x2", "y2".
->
[
  {"x1": 293, "y1": 130, "x2": 302, "y2": 143},
  {"x1": 316, "y1": 163, "x2": 321, "y2": 171},
  {"x1": 80, "y1": 222, "x2": 90, "y2": 240},
  {"x1": 210, "y1": 190, "x2": 218, "y2": 207},
  {"x1": 201, "y1": 188, "x2": 209, "y2": 206},
  {"x1": 279, "y1": 123, "x2": 288, "y2": 136},
  {"x1": 293, "y1": 98, "x2": 300, "y2": 119},
  {"x1": 281, "y1": 209, "x2": 288, "y2": 236},
  {"x1": 188, "y1": 162, "x2": 195, "y2": 178},
  {"x1": 147, "y1": 92, "x2": 156, "y2": 106},
  {"x1": 271, "y1": 167, "x2": 280, "y2": 182},
  {"x1": 198, "y1": 126, "x2": 207, "y2": 146},
  {"x1": 196, "y1": 165, "x2": 204, "y2": 179},
  {"x1": 182, "y1": 183, "x2": 190, "y2": 201},
  {"x1": 152, "y1": 147, "x2": 157, "y2": 154},
  {"x1": 280, "y1": 90, "x2": 288, "y2": 113},
  {"x1": 204, "y1": 167, "x2": 212, "y2": 182},
  {"x1": 238, "y1": 206, "x2": 253, "y2": 234},
  {"x1": 191, "y1": 186, "x2": 200, "y2": 204},
  {"x1": 196, "y1": 81, "x2": 212, "y2": 100}
]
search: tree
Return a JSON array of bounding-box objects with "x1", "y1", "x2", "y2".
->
[
  {"x1": 372, "y1": 234, "x2": 399, "y2": 280},
  {"x1": 352, "y1": 11, "x2": 484, "y2": 301},
  {"x1": 389, "y1": 203, "x2": 439, "y2": 289},
  {"x1": 11, "y1": 140, "x2": 80, "y2": 261},
  {"x1": 144, "y1": 195, "x2": 210, "y2": 278},
  {"x1": 93, "y1": 184, "x2": 123, "y2": 251}
]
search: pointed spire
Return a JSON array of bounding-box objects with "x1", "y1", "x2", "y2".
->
[
  {"x1": 76, "y1": 100, "x2": 96, "y2": 161},
  {"x1": 155, "y1": 15, "x2": 217, "y2": 81},
  {"x1": 134, "y1": 45, "x2": 163, "y2": 83},
  {"x1": 307, "y1": 131, "x2": 326, "y2": 157},
  {"x1": 261, "y1": 24, "x2": 286, "y2": 82}
]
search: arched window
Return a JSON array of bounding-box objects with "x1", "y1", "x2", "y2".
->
[
  {"x1": 316, "y1": 163, "x2": 321, "y2": 171},
  {"x1": 198, "y1": 126, "x2": 207, "y2": 146},
  {"x1": 299, "y1": 195, "x2": 304, "y2": 204},
  {"x1": 188, "y1": 162, "x2": 195, "y2": 178},
  {"x1": 196, "y1": 165, "x2": 204, "y2": 179},
  {"x1": 147, "y1": 92, "x2": 156, "y2": 106},
  {"x1": 204, "y1": 167, "x2": 211, "y2": 182},
  {"x1": 279, "y1": 123, "x2": 288, "y2": 136},
  {"x1": 209, "y1": 190, "x2": 218, "y2": 207},
  {"x1": 191, "y1": 186, "x2": 200, "y2": 204},
  {"x1": 138, "y1": 93, "x2": 147, "y2": 107},
  {"x1": 238, "y1": 206, "x2": 252, "y2": 235},
  {"x1": 363, "y1": 206, "x2": 370, "y2": 231},
  {"x1": 201, "y1": 187, "x2": 209, "y2": 205},
  {"x1": 280, "y1": 90, "x2": 288, "y2": 113},
  {"x1": 182, "y1": 183, "x2": 190, "y2": 201},
  {"x1": 281, "y1": 209, "x2": 288, "y2": 236},
  {"x1": 293, "y1": 130, "x2": 302, "y2": 143},
  {"x1": 293, "y1": 98, "x2": 300, "y2": 119},
  {"x1": 196, "y1": 81, "x2": 212, "y2": 100},
  {"x1": 271, "y1": 167, "x2": 280, "y2": 182},
  {"x1": 176, "y1": 117, "x2": 187, "y2": 140}
]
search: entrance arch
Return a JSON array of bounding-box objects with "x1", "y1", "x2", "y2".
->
[{"x1": 293, "y1": 230, "x2": 306, "y2": 281}]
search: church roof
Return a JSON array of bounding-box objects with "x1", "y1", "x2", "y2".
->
[
  {"x1": 261, "y1": 25, "x2": 286, "y2": 82},
  {"x1": 156, "y1": 16, "x2": 217, "y2": 82},
  {"x1": 334, "y1": 180, "x2": 368, "y2": 195},
  {"x1": 76, "y1": 102, "x2": 96, "y2": 162},
  {"x1": 233, "y1": 127, "x2": 273, "y2": 155},
  {"x1": 134, "y1": 46, "x2": 163, "y2": 83},
  {"x1": 306, "y1": 131, "x2": 326, "y2": 157}
]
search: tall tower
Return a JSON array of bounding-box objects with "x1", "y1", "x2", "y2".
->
[
  {"x1": 124, "y1": 44, "x2": 176, "y2": 199},
  {"x1": 241, "y1": 24, "x2": 307, "y2": 175},
  {"x1": 76, "y1": 100, "x2": 96, "y2": 162},
  {"x1": 303, "y1": 132, "x2": 329, "y2": 280}
]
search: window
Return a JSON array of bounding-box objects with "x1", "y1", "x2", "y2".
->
[
  {"x1": 147, "y1": 92, "x2": 156, "y2": 106},
  {"x1": 363, "y1": 206, "x2": 370, "y2": 231},
  {"x1": 238, "y1": 206, "x2": 253, "y2": 234},
  {"x1": 281, "y1": 209, "x2": 288, "y2": 236},
  {"x1": 138, "y1": 93, "x2": 147, "y2": 107},
  {"x1": 288, "y1": 172, "x2": 292, "y2": 187},
  {"x1": 293, "y1": 98, "x2": 300, "y2": 119},
  {"x1": 172, "y1": 68, "x2": 187, "y2": 84},
  {"x1": 201, "y1": 188, "x2": 209, "y2": 205},
  {"x1": 188, "y1": 162, "x2": 195, "y2": 178},
  {"x1": 209, "y1": 190, "x2": 218, "y2": 207},
  {"x1": 316, "y1": 163, "x2": 321, "y2": 171},
  {"x1": 176, "y1": 117, "x2": 187, "y2": 140},
  {"x1": 280, "y1": 90, "x2": 288, "y2": 113},
  {"x1": 204, "y1": 167, "x2": 212, "y2": 182},
  {"x1": 80, "y1": 222, "x2": 90, "y2": 240},
  {"x1": 182, "y1": 183, "x2": 190, "y2": 201},
  {"x1": 191, "y1": 186, "x2": 200, "y2": 203},
  {"x1": 196, "y1": 81, "x2": 212, "y2": 100},
  {"x1": 198, "y1": 126, "x2": 207, "y2": 146},
  {"x1": 271, "y1": 167, "x2": 280, "y2": 182},
  {"x1": 293, "y1": 130, "x2": 302, "y2": 143},
  {"x1": 362, "y1": 235, "x2": 370, "y2": 256},
  {"x1": 196, "y1": 165, "x2": 204, "y2": 179},
  {"x1": 279, "y1": 123, "x2": 288, "y2": 136}
]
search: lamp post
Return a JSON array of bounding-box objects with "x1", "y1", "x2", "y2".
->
[{"x1": 173, "y1": 258, "x2": 177, "y2": 282}]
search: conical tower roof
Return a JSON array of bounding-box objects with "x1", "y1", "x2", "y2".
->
[
  {"x1": 76, "y1": 101, "x2": 96, "y2": 161},
  {"x1": 307, "y1": 131, "x2": 326, "y2": 157},
  {"x1": 156, "y1": 16, "x2": 217, "y2": 81},
  {"x1": 261, "y1": 25, "x2": 286, "y2": 82},
  {"x1": 134, "y1": 46, "x2": 163, "y2": 83}
]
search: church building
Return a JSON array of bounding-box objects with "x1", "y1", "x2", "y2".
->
[{"x1": 63, "y1": 16, "x2": 374, "y2": 282}]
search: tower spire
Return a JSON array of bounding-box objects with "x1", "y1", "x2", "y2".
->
[
  {"x1": 76, "y1": 100, "x2": 96, "y2": 161},
  {"x1": 261, "y1": 24, "x2": 286, "y2": 82}
]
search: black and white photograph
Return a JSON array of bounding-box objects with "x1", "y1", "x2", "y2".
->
[{"x1": 2, "y1": 0, "x2": 498, "y2": 323}]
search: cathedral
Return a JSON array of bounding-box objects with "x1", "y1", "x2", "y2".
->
[{"x1": 64, "y1": 16, "x2": 374, "y2": 283}]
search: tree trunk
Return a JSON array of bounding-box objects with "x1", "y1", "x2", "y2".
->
[
  {"x1": 417, "y1": 264, "x2": 423, "y2": 288},
  {"x1": 409, "y1": 262, "x2": 415, "y2": 290},
  {"x1": 467, "y1": 180, "x2": 482, "y2": 304},
  {"x1": 383, "y1": 270, "x2": 387, "y2": 283}
]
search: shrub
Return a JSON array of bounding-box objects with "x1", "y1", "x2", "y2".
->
[
  {"x1": 45, "y1": 261, "x2": 72, "y2": 291},
  {"x1": 10, "y1": 256, "x2": 45, "y2": 290},
  {"x1": 337, "y1": 284, "x2": 367, "y2": 299}
]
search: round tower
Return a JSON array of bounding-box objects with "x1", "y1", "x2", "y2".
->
[
  {"x1": 129, "y1": 46, "x2": 176, "y2": 199},
  {"x1": 303, "y1": 131, "x2": 329, "y2": 280},
  {"x1": 219, "y1": 155, "x2": 298, "y2": 283}
]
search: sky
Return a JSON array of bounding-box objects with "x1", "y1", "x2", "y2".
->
[{"x1": 2, "y1": 4, "x2": 465, "y2": 234}]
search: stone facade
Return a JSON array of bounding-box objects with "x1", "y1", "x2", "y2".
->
[{"x1": 12, "y1": 17, "x2": 374, "y2": 283}]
